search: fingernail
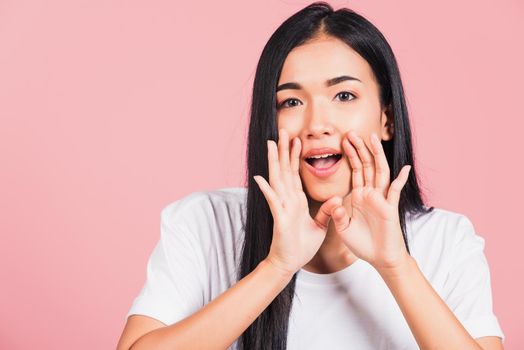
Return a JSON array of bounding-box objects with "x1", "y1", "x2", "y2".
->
[{"x1": 371, "y1": 133, "x2": 379, "y2": 143}]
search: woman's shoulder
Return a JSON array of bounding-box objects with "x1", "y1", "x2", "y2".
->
[
  {"x1": 407, "y1": 206, "x2": 477, "y2": 239},
  {"x1": 161, "y1": 186, "x2": 246, "y2": 213},
  {"x1": 160, "y1": 186, "x2": 247, "y2": 231},
  {"x1": 406, "y1": 206, "x2": 484, "y2": 265},
  {"x1": 407, "y1": 207, "x2": 485, "y2": 273}
]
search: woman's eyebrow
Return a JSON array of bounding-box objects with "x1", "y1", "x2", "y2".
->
[{"x1": 276, "y1": 75, "x2": 362, "y2": 92}]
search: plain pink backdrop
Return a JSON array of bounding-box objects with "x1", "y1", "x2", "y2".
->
[{"x1": 0, "y1": 0, "x2": 522, "y2": 348}]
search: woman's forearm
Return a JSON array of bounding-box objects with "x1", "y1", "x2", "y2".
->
[
  {"x1": 376, "y1": 255, "x2": 483, "y2": 350},
  {"x1": 129, "y1": 259, "x2": 293, "y2": 350}
]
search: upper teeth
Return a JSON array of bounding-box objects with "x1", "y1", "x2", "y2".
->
[{"x1": 309, "y1": 153, "x2": 336, "y2": 159}]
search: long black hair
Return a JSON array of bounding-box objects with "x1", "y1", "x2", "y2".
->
[{"x1": 237, "y1": 2, "x2": 434, "y2": 349}]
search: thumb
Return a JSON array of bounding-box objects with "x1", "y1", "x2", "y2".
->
[
  {"x1": 331, "y1": 204, "x2": 351, "y2": 235},
  {"x1": 313, "y1": 196, "x2": 343, "y2": 230}
]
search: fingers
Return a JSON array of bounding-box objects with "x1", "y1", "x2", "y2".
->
[
  {"x1": 346, "y1": 130, "x2": 375, "y2": 187},
  {"x1": 289, "y1": 136, "x2": 299, "y2": 173},
  {"x1": 278, "y1": 128, "x2": 291, "y2": 174},
  {"x1": 278, "y1": 128, "x2": 301, "y2": 194},
  {"x1": 267, "y1": 139, "x2": 286, "y2": 197},
  {"x1": 342, "y1": 137, "x2": 364, "y2": 189},
  {"x1": 386, "y1": 165, "x2": 411, "y2": 206},
  {"x1": 314, "y1": 196, "x2": 343, "y2": 230},
  {"x1": 289, "y1": 136, "x2": 304, "y2": 192},
  {"x1": 369, "y1": 132, "x2": 391, "y2": 195},
  {"x1": 253, "y1": 175, "x2": 282, "y2": 219},
  {"x1": 272, "y1": 128, "x2": 303, "y2": 195},
  {"x1": 260, "y1": 129, "x2": 304, "y2": 214}
]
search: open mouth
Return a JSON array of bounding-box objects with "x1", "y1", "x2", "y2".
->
[{"x1": 305, "y1": 153, "x2": 342, "y2": 169}]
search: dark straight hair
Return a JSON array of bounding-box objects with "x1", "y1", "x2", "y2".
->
[{"x1": 237, "y1": 2, "x2": 434, "y2": 349}]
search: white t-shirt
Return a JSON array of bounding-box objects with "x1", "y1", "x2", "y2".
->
[{"x1": 125, "y1": 187, "x2": 505, "y2": 349}]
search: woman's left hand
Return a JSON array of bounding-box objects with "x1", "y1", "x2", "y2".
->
[{"x1": 330, "y1": 130, "x2": 412, "y2": 271}]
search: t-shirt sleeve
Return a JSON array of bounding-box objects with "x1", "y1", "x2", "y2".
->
[
  {"x1": 125, "y1": 205, "x2": 207, "y2": 326},
  {"x1": 442, "y1": 215, "x2": 505, "y2": 343}
]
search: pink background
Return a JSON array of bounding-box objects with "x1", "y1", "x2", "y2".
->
[{"x1": 0, "y1": 0, "x2": 522, "y2": 348}]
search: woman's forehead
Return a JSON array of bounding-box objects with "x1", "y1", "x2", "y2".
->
[{"x1": 277, "y1": 38, "x2": 375, "y2": 88}]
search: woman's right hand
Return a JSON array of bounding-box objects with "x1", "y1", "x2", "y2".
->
[{"x1": 253, "y1": 128, "x2": 343, "y2": 277}]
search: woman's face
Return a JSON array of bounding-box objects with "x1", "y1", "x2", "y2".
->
[{"x1": 276, "y1": 35, "x2": 393, "y2": 203}]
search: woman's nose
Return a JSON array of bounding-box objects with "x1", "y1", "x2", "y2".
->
[{"x1": 304, "y1": 103, "x2": 335, "y2": 138}]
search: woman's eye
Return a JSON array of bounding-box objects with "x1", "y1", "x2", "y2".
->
[
  {"x1": 335, "y1": 91, "x2": 356, "y2": 102},
  {"x1": 277, "y1": 91, "x2": 355, "y2": 110},
  {"x1": 277, "y1": 98, "x2": 302, "y2": 109}
]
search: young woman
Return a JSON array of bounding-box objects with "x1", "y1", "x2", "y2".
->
[{"x1": 117, "y1": 2, "x2": 505, "y2": 349}]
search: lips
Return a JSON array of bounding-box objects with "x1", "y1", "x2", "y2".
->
[
  {"x1": 303, "y1": 147, "x2": 342, "y2": 159},
  {"x1": 302, "y1": 147, "x2": 343, "y2": 178}
]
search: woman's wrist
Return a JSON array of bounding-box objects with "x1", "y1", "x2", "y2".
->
[{"x1": 261, "y1": 258, "x2": 296, "y2": 281}]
